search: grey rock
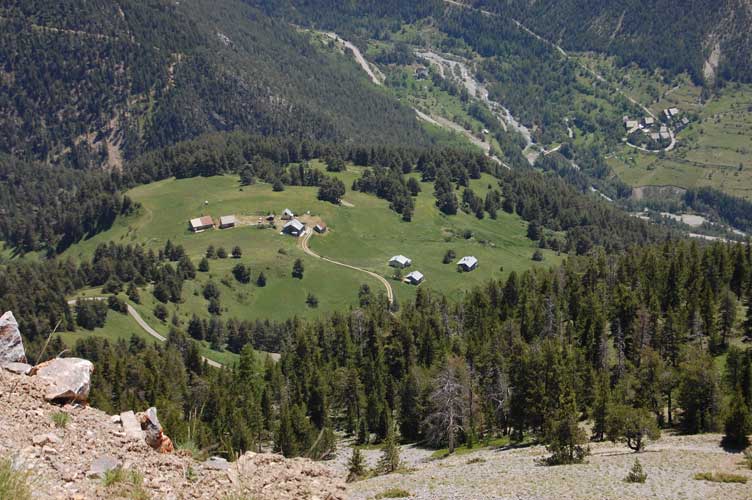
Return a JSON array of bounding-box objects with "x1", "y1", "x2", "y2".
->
[
  {"x1": 204, "y1": 456, "x2": 229, "y2": 471},
  {"x1": 87, "y1": 455, "x2": 119, "y2": 479},
  {"x1": 32, "y1": 433, "x2": 60, "y2": 446},
  {"x1": 42, "y1": 445, "x2": 59, "y2": 456},
  {"x1": 2, "y1": 362, "x2": 32, "y2": 375},
  {"x1": 32, "y1": 357, "x2": 94, "y2": 403},
  {"x1": 0, "y1": 311, "x2": 26, "y2": 364},
  {"x1": 120, "y1": 410, "x2": 144, "y2": 440},
  {"x1": 62, "y1": 468, "x2": 77, "y2": 482}
]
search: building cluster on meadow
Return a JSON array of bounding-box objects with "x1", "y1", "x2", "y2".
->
[
  {"x1": 189, "y1": 207, "x2": 327, "y2": 238},
  {"x1": 389, "y1": 254, "x2": 478, "y2": 285},
  {"x1": 190, "y1": 206, "x2": 479, "y2": 289}
]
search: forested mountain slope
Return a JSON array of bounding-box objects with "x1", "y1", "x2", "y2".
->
[
  {"x1": 477, "y1": 0, "x2": 752, "y2": 83},
  {"x1": 0, "y1": 0, "x2": 427, "y2": 169}
]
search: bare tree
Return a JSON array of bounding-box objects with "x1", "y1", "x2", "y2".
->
[
  {"x1": 486, "y1": 365, "x2": 511, "y2": 434},
  {"x1": 423, "y1": 358, "x2": 469, "y2": 454}
]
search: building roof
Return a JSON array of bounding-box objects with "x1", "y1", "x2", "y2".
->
[
  {"x1": 625, "y1": 121, "x2": 638, "y2": 129},
  {"x1": 390, "y1": 255, "x2": 412, "y2": 265},
  {"x1": 458, "y1": 256, "x2": 478, "y2": 268},
  {"x1": 284, "y1": 219, "x2": 305, "y2": 232},
  {"x1": 406, "y1": 271, "x2": 424, "y2": 282},
  {"x1": 650, "y1": 133, "x2": 660, "y2": 140},
  {"x1": 644, "y1": 117, "x2": 655, "y2": 124},
  {"x1": 660, "y1": 132, "x2": 671, "y2": 140},
  {"x1": 219, "y1": 215, "x2": 236, "y2": 226},
  {"x1": 282, "y1": 208, "x2": 294, "y2": 217},
  {"x1": 669, "y1": 107, "x2": 680, "y2": 115},
  {"x1": 190, "y1": 216, "x2": 213, "y2": 228}
]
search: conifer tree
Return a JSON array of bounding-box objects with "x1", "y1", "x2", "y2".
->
[
  {"x1": 625, "y1": 458, "x2": 647, "y2": 483},
  {"x1": 378, "y1": 421, "x2": 400, "y2": 474},
  {"x1": 347, "y1": 448, "x2": 366, "y2": 483},
  {"x1": 723, "y1": 388, "x2": 752, "y2": 449},
  {"x1": 198, "y1": 257, "x2": 210, "y2": 272},
  {"x1": 591, "y1": 370, "x2": 611, "y2": 441}
]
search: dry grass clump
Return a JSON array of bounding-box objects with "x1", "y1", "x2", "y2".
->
[{"x1": 693, "y1": 471, "x2": 748, "y2": 483}]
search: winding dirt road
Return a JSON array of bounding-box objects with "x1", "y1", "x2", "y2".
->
[
  {"x1": 67, "y1": 298, "x2": 223, "y2": 368},
  {"x1": 299, "y1": 228, "x2": 394, "y2": 304}
]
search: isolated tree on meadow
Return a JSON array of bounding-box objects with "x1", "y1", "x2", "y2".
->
[
  {"x1": 232, "y1": 246, "x2": 242, "y2": 258},
  {"x1": 292, "y1": 259, "x2": 304, "y2": 279},
  {"x1": 233, "y1": 264, "x2": 251, "y2": 284},
  {"x1": 198, "y1": 257, "x2": 210, "y2": 272}
]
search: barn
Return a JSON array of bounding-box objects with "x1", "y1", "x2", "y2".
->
[
  {"x1": 282, "y1": 219, "x2": 306, "y2": 237},
  {"x1": 457, "y1": 256, "x2": 478, "y2": 272},
  {"x1": 189, "y1": 216, "x2": 214, "y2": 232},
  {"x1": 219, "y1": 215, "x2": 237, "y2": 229},
  {"x1": 405, "y1": 271, "x2": 424, "y2": 285},
  {"x1": 389, "y1": 255, "x2": 412, "y2": 268}
]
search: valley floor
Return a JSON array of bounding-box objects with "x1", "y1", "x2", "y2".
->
[{"x1": 343, "y1": 433, "x2": 751, "y2": 500}]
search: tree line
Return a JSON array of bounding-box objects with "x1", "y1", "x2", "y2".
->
[{"x1": 54, "y1": 237, "x2": 752, "y2": 463}]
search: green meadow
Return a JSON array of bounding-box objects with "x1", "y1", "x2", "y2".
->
[{"x1": 63, "y1": 164, "x2": 559, "y2": 332}]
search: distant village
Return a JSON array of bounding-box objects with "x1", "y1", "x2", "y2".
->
[{"x1": 623, "y1": 107, "x2": 690, "y2": 151}]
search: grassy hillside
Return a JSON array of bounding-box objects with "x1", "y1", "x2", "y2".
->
[{"x1": 62, "y1": 164, "x2": 559, "y2": 327}]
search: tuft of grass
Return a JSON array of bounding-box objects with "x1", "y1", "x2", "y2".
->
[
  {"x1": 375, "y1": 488, "x2": 411, "y2": 499},
  {"x1": 103, "y1": 468, "x2": 149, "y2": 499},
  {"x1": 693, "y1": 471, "x2": 748, "y2": 483},
  {"x1": 102, "y1": 467, "x2": 126, "y2": 487},
  {"x1": 430, "y1": 436, "x2": 514, "y2": 459},
  {"x1": 743, "y1": 448, "x2": 752, "y2": 470},
  {"x1": 0, "y1": 457, "x2": 31, "y2": 500},
  {"x1": 466, "y1": 457, "x2": 486, "y2": 465},
  {"x1": 50, "y1": 411, "x2": 70, "y2": 429},
  {"x1": 176, "y1": 439, "x2": 207, "y2": 462}
]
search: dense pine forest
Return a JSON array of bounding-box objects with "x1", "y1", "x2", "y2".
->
[
  {"x1": 30, "y1": 237, "x2": 752, "y2": 460},
  {"x1": 476, "y1": 0, "x2": 752, "y2": 83},
  {"x1": 0, "y1": 0, "x2": 430, "y2": 169}
]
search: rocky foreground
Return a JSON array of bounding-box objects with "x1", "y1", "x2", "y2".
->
[{"x1": 0, "y1": 365, "x2": 346, "y2": 499}]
